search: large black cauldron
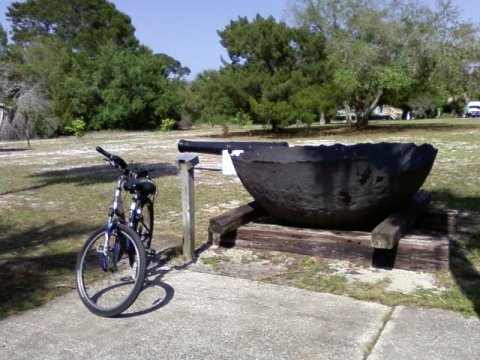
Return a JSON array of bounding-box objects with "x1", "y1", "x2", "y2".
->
[{"x1": 231, "y1": 143, "x2": 437, "y2": 230}]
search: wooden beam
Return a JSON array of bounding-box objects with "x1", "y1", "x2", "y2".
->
[
  {"x1": 208, "y1": 202, "x2": 454, "y2": 271},
  {"x1": 209, "y1": 201, "x2": 265, "y2": 235},
  {"x1": 371, "y1": 191, "x2": 432, "y2": 249},
  {"x1": 230, "y1": 223, "x2": 374, "y2": 267},
  {"x1": 415, "y1": 208, "x2": 458, "y2": 234},
  {"x1": 218, "y1": 222, "x2": 449, "y2": 271},
  {"x1": 392, "y1": 232, "x2": 450, "y2": 271}
]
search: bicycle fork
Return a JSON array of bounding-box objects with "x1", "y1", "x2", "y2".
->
[
  {"x1": 98, "y1": 177, "x2": 139, "y2": 276},
  {"x1": 100, "y1": 218, "x2": 117, "y2": 272},
  {"x1": 100, "y1": 178, "x2": 126, "y2": 272}
]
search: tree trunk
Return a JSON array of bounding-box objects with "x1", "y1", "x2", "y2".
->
[
  {"x1": 343, "y1": 101, "x2": 353, "y2": 126},
  {"x1": 24, "y1": 116, "x2": 32, "y2": 149},
  {"x1": 357, "y1": 89, "x2": 383, "y2": 129},
  {"x1": 270, "y1": 119, "x2": 280, "y2": 132},
  {"x1": 319, "y1": 112, "x2": 325, "y2": 125},
  {"x1": 26, "y1": 129, "x2": 31, "y2": 149}
]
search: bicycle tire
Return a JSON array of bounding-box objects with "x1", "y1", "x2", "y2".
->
[
  {"x1": 75, "y1": 223, "x2": 146, "y2": 317},
  {"x1": 137, "y1": 200, "x2": 154, "y2": 249}
]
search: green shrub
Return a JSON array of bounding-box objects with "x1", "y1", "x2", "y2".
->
[
  {"x1": 233, "y1": 111, "x2": 253, "y2": 127},
  {"x1": 160, "y1": 118, "x2": 176, "y2": 131},
  {"x1": 65, "y1": 119, "x2": 86, "y2": 137}
]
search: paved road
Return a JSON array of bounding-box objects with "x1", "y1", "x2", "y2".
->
[{"x1": 1, "y1": 269, "x2": 479, "y2": 359}]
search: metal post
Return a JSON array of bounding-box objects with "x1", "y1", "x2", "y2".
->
[{"x1": 176, "y1": 153, "x2": 199, "y2": 261}]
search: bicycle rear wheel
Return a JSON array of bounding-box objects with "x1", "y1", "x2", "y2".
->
[
  {"x1": 76, "y1": 223, "x2": 146, "y2": 317},
  {"x1": 136, "y1": 200, "x2": 154, "y2": 249}
]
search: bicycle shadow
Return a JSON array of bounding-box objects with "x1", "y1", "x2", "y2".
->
[
  {"x1": 117, "y1": 242, "x2": 212, "y2": 318},
  {"x1": 2, "y1": 162, "x2": 179, "y2": 196}
]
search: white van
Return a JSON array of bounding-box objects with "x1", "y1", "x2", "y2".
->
[{"x1": 465, "y1": 101, "x2": 480, "y2": 118}]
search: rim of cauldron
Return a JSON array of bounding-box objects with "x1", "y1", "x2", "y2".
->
[{"x1": 231, "y1": 142, "x2": 438, "y2": 173}]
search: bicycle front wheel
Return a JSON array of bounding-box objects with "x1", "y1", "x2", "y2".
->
[{"x1": 76, "y1": 223, "x2": 147, "y2": 317}]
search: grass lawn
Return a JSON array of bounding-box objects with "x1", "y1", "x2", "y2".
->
[{"x1": 0, "y1": 118, "x2": 479, "y2": 318}]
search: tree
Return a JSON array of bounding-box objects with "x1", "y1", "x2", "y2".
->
[
  {"x1": 185, "y1": 69, "x2": 239, "y2": 127},
  {"x1": 154, "y1": 53, "x2": 191, "y2": 80},
  {"x1": 7, "y1": 0, "x2": 138, "y2": 54},
  {"x1": 5, "y1": 0, "x2": 140, "y2": 132},
  {"x1": 89, "y1": 44, "x2": 185, "y2": 130},
  {"x1": 293, "y1": 0, "x2": 480, "y2": 126},
  {"x1": 216, "y1": 15, "x2": 327, "y2": 130},
  {"x1": 5, "y1": 0, "x2": 188, "y2": 133},
  {"x1": 0, "y1": 62, "x2": 55, "y2": 142},
  {"x1": 0, "y1": 24, "x2": 8, "y2": 58}
]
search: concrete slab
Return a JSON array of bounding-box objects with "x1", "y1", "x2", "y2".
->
[
  {"x1": 0, "y1": 270, "x2": 389, "y2": 360},
  {"x1": 369, "y1": 306, "x2": 480, "y2": 360}
]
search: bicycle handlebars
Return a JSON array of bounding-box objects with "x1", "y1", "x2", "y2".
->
[
  {"x1": 95, "y1": 146, "x2": 111, "y2": 158},
  {"x1": 96, "y1": 146, "x2": 128, "y2": 170},
  {"x1": 95, "y1": 146, "x2": 151, "y2": 179}
]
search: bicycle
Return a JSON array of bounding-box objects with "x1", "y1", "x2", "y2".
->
[{"x1": 76, "y1": 146, "x2": 157, "y2": 317}]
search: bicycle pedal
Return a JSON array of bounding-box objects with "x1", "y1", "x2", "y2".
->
[{"x1": 146, "y1": 249, "x2": 156, "y2": 258}]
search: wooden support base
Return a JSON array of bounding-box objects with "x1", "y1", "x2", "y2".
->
[
  {"x1": 209, "y1": 201, "x2": 456, "y2": 272},
  {"x1": 371, "y1": 191, "x2": 432, "y2": 249},
  {"x1": 213, "y1": 223, "x2": 449, "y2": 271},
  {"x1": 209, "y1": 201, "x2": 265, "y2": 235}
]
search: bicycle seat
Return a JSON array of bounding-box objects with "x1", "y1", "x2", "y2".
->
[{"x1": 124, "y1": 179, "x2": 157, "y2": 196}]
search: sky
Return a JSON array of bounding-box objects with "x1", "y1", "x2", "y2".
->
[
  {"x1": 109, "y1": 0, "x2": 293, "y2": 78},
  {"x1": 1, "y1": 0, "x2": 480, "y2": 79}
]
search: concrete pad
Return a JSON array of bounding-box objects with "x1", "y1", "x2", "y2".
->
[
  {"x1": 369, "y1": 306, "x2": 480, "y2": 360},
  {"x1": 0, "y1": 270, "x2": 389, "y2": 360}
]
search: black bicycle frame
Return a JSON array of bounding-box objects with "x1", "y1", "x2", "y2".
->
[
  {"x1": 102, "y1": 174, "x2": 144, "y2": 271},
  {"x1": 128, "y1": 194, "x2": 150, "y2": 230}
]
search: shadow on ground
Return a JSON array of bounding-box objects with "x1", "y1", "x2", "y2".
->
[
  {"x1": 445, "y1": 195, "x2": 480, "y2": 317},
  {"x1": 0, "y1": 250, "x2": 78, "y2": 318},
  {"x1": 1, "y1": 162, "x2": 178, "y2": 196},
  {"x1": 0, "y1": 148, "x2": 29, "y2": 153},
  {"x1": 433, "y1": 188, "x2": 480, "y2": 319},
  {"x1": 0, "y1": 220, "x2": 98, "y2": 255},
  {"x1": 117, "y1": 242, "x2": 212, "y2": 318},
  {"x1": 0, "y1": 220, "x2": 100, "y2": 318}
]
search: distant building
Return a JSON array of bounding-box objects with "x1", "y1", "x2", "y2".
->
[{"x1": 372, "y1": 105, "x2": 403, "y2": 120}]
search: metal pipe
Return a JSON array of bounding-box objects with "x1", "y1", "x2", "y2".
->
[{"x1": 177, "y1": 139, "x2": 289, "y2": 155}]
